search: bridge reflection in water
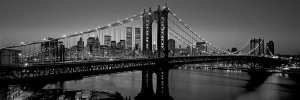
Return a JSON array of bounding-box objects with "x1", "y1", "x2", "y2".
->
[
  {"x1": 2, "y1": 62, "x2": 298, "y2": 100},
  {"x1": 136, "y1": 60, "x2": 172, "y2": 100},
  {"x1": 0, "y1": 3, "x2": 292, "y2": 100},
  {"x1": 0, "y1": 59, "x2": 174, "y2": 100}
]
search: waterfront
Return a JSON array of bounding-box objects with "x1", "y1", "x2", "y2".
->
[{"x1": 40, "y1": 68, "x2": 299, "y2": 100}]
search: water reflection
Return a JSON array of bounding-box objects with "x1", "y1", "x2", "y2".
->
[
  {"x1": 1, "y1": 67, "x2": 300, "y2": 100},
  {"x1": 245, "y1": 71, "x2": 272, "y2": 91}
]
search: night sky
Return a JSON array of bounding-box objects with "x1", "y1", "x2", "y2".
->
[{"x1": 0, "y1": 0, "x2": 299, "y2": 55}]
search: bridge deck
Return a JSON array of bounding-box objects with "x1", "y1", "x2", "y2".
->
[{"x1": 0, "y1": 56, "x2": 285, "y2": 81}]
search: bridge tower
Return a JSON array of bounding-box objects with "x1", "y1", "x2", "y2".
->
[
  {"x1": 137, "y1": 5, "x2": 172, "y2": 100},
  {"x1": 136, "y1": 60, "x2": 172, "y2": 100},
  {"x1": 250, "y1": 38, "x2": 264, "y2": 55},
  {"x1": 142, "y1": 5, "x2": 169, "y2": 58}
]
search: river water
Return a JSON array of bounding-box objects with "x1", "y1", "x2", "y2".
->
[{"x1": 43, "y1": 68, "x2": 300, "y2": 100}]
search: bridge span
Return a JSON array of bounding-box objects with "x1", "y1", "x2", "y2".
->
[
  {"x1": 0, "y1": 5, "x2": 289, "y2": 100},
  {"x1": 0, "y1": 55, "x2": 285, "y2": 81}
]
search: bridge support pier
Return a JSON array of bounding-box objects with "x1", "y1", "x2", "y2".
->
[
  {"x1": 136, "y1": 69, "x2": 155, "y2": 99},
  {"x1": 155, "y1": 68, "x2": 172, "y2": 100},
  {"x1": 136, "y1": 59, "x2": 173, "y2": 100}
]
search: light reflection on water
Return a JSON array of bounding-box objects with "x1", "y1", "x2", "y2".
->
[{"x1": 42, "y1": 69, "x2": 300, "y2": 100}]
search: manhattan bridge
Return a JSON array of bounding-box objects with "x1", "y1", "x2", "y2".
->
[{"x1": 0, "y1": 5, "x2": 287, "y2": 100}]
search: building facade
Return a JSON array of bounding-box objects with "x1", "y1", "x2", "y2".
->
[
  {"x1": 41, "y1": 37, "x2": 64, "y2": 62},
  {"x1": 120, "y1": 40, "x2": 125, "y2": 49},
  {"x1": 153, "y1": 41, "x2": 157, "y2": 51},
  {"x1": 111, "y1": 40, "x2": 117, "y2": 49},
  {"x1": 168, "y1": 39, "x2": 175, "y2": 51},
  {"x1": 126, "y1": 27, "x2": 132, "y2": 50},
  {"x1": 77, "y1": 37, "x2": 84, "y2": 51},
  {"x1": 104, "y1": 35, "x2": 112, "y2": 47},
  {"x1": 135, "y1": 28, "x2": 141, "y2": 50},
  {"x1": 0, "y1": 49, "x2": 21, "y2": 67}
]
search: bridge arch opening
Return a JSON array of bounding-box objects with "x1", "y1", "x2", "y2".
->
[{"x1": 152, "y1": 72, "x2": 157, "y2": 93}]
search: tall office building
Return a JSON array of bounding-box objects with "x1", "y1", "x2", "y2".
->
[
  {"x1": 126, "y1": 27, "x2": 132, "y2": 50},
  {"x1": 111, "y1": 40, "x2": 117, "y2": 49},
  {"x1": 266, "y1": 41, "x2": 274, "y2": 55},
  {"x1": 153, "y1": 41, "x2": 157, "y2": 51},
  {"x1": 168, "y1": 39, "x2": 175, "y2": 51},
  {"x1": 135, "y1": 28, "x2": 141, "y2": 50},
  {"x1": 104, "y1": 35, "x2": 111, "y2": 47},
  {"x1": 120, "y1": 40, "x2": 125, "y2": 49},
  {"x1": 86, "y1": 37, "x2": 100, "y2": 53},
  {"x1": 77, "y1": 37, "x2": 84, "y2": 51},
  {"x1": 41, "y1": 37, "x2": 64, "y2": 62}
]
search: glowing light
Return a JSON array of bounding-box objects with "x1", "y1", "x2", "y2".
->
[
  {"x1": 62, "y1": 35, "x2": 66, "y2": 37},
  {"x1": 179, "y1": 19, "x2": 182, "y2": 21},
  {"x1": 21, "y1": 42, "x2": 25, "y2": 45},
  {"x1": 24, "y1": 63, "x2": 28, "y2": 67}
]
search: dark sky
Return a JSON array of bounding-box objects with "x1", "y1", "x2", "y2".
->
[{"x1": 0, "y1": 0, "x2": 299, "y2": 55}]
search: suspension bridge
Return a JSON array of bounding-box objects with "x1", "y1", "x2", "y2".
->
[{"x1": 0, "y1": 5, "x2": 287, "y2": 100}]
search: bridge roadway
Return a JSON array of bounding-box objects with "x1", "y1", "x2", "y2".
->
[{"x1": 0, "y1": 55, "x2": 284, "y2": 81}]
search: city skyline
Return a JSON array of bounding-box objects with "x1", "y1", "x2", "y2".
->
[
  {"x1": 0, "y1": 0, "x2": 299, "y2": 55},
  {"x1": 0, "y1": 1, "x2": 299, "y2": 100}
]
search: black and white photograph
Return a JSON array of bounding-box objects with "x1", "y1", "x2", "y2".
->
[{"x1": 0, "y1": 0, "x2": 299, "y2": 100}]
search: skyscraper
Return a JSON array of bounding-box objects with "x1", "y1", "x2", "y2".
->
[
  {"x1": 126, "y1": 27, "x2": 132, "y2": 50},
  {"x1": 111, "y1": 40, "x2": 116, "y2": 49},
  {"x1": 104, "y1": 35, "x2": 111, "y2": 47},
  {"x1": 153, "y1": 41, "x2": 157, "y2": 51},
  {"x1": 168, "y1": 39, "x2": 175, "y2": 51},
  {"x1": 41, "y1": 37, "x2": 64, "y2": 62},
  {"x1": 266, "y1": 41, "x2": 274, "y2": 55},
  {"x1": 120, "y1": 40, "x2": 125, "y2": 49},
  {"x1": 77, "y1": 37, "x2": 84, "y2": 51},
  {"x1": 86, "y1": 37, "x2": 96, "y2": 53},
  {"x1": 135, "y1": 28, "x2": 141, "y2": 50}
]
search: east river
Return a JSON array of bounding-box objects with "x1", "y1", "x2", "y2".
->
[{"x1": 41, "y1": 68, "x2": 300, "y2": 100}]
